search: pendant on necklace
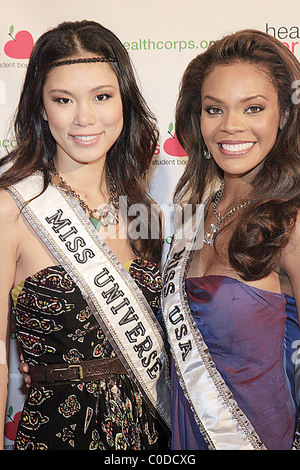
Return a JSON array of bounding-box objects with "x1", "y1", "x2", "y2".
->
[
  {"x1": 90, "y1": 216, "x2": 101, "y2": 231},
  {"x1": 90, "y1": 205, "x2": 119, "y2": 231},
  {"x1": 203, "y1": 223, "x2": 220, "y2": 246}
]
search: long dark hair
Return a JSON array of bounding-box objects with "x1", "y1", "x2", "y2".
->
[
  {"x1": 1, "y1": 20, "x2": 162, "y2": 263},
  {"x1": 175, "y1": 29, "x2": 300, "y2": 280}
]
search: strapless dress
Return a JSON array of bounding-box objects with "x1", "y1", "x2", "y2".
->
[
  {"x1": 11, "y1": 259, "x2": 170, "y2": 450},
  {"x1": 171, "y1": 275, "x2": 300, "y2": 450}
]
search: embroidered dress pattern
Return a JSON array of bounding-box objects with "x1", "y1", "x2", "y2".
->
[
  {"x1": 13, "y1": 260, "x2": 169, "y2": 450},
  {"x1": 8, "y1": 176, "x2": 171, "y2": 431}
]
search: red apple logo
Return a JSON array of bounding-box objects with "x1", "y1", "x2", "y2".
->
[
  {"x1": 4, "y1": 25, "x2": 34, "y2": 59},
  {"x1": 163, "y1": 122, "x2": 187, "y2": 157},
  {"x1": 4, "y1": 406, "x2": 22, "y2": 441}
]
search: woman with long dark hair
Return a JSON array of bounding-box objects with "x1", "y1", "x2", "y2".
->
[
  {"x1": 162, "y1": 30, "x2": 300, "y2": 450},
  {"x1": 0, "y1": 20, "x2": 170, "y2": 450}
]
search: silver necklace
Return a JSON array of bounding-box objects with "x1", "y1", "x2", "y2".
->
[
  {"x1": 50, "y1": 165, "x2": 119, "y2": 230},
  {"x1": 203, "y1": 179, "x2": 251, "y2": 246}
]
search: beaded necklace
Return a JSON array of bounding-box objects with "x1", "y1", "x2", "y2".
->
[{"x1": 50, "y1": 165, "x2": 119, "y2": 230}]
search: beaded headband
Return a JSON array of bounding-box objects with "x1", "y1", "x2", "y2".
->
[{"x1": 48, "y1": 56, "x2": 117, "y2": 69}]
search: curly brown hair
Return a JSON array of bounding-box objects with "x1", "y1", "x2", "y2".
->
[{"x1": 175, "y1": 29, "x2": 300, "y2": 280}]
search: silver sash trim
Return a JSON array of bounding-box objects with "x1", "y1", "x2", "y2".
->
[
  {"x1": 8, "y1": 173, "x2": 171, "y2": 430},
  {"x1": 161, "y1": 205, "x2": 265, "y2": 449}
]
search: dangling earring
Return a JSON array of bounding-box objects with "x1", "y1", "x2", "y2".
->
[{"x1": 203, "y1": 147, "x2": 211, "y2": 160}]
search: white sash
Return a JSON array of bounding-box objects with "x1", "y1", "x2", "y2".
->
[
  {"x1": 161, "y1": 205, "x2": 265, "y2": 449},
  {"x1": 8, "y1": 173, "x2": 171, "y2": 431}
]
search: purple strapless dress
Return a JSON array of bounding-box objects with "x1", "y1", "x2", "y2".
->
[{"x1": 171, "y1": 275, "x2": 300, "y2": 450}]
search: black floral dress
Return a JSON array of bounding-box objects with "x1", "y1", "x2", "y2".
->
[{"x1": 11, "y1": 259, "x2": 170, "y2": 450}]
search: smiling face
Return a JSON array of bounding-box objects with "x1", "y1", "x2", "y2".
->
[
  {"x1": 200, "y1": 61, "x2": 282, "y2": 179},
  {"x1": 42, "y1": 56, "x2": 123, "y2": 170}
]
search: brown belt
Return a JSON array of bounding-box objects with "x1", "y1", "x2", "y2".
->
[{"x1": 30, "y1": 357, "x2": 127, "y2": 386}]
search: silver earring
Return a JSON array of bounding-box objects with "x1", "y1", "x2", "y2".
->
[{"x1": 203, "y1": 147, "x2": 211, "y2": 160}]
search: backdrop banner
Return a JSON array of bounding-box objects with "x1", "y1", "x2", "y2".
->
[{"x1": 1, "y1": 0, "x2": 299, "y2": 449}]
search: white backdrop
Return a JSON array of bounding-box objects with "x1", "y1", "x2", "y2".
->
[{"x1": 1, "y1": 0, "x2": 300, "y2": 449}]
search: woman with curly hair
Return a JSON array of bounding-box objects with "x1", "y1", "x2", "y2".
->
[{"x1": 162, "y1": 29, "x2": 300, "y2": 450}]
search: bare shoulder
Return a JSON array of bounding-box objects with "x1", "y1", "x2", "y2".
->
[
  {"x1": 281, "y1": 209, "x2": 300, "y2": 275},
  {"x1": 285, "y1": 209, "x2": 300, "y2": 246},
  {"x1": 0, "y1": 190, "x2": 20, "y2": 301},
  {"x1": 0, "y1": 189, "x2": 20, "y2": 220},
  {"x1": 0, "y1": 190, "x2": 20, "y2": 262},
  {"x1": 280, "y1": 209, "x2": 300, "y2": 319}
]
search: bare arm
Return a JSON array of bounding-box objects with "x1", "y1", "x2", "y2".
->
[
  {"x1": 281, "y1": 211, "x2": 300, "y2": 321},
  {"x1": 0, "y1": 191, "x2": 19, "y2": 449}
]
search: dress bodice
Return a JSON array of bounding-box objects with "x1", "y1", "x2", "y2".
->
[
  {"x1": 11, "y1": 259, "x2": 170, "y2": 450},
  {"x1": 11, "y1": 259, "x2": 161, "y2": 366},
  {"x1": 171, "y1": 275, "x2": 300, "y2": 450}
]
